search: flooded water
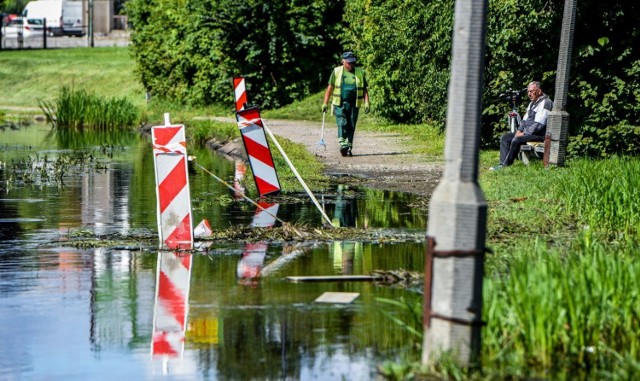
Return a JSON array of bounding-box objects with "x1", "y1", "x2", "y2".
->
[{"x1": 0, "y1": 123, "x2": 427, "y2": 380}]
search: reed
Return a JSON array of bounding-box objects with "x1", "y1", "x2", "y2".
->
[
  {"x1": 551, "y1": 157, "x2": 640, "y2": 236},
  {"x1": 482, "y1": 235, "x2": 640, "y2": 378},
  {"x1": 39, "y1": 86, "x2": 139, "y2": 131}
]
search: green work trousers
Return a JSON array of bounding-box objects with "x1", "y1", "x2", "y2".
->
[{"x1": 334, "y1": 100, "x2": 359, "y2": 149}]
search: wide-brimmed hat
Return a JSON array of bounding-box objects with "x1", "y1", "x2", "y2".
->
[{"x1": 342, "y1": 51, "x2": 356, "y2": 63}]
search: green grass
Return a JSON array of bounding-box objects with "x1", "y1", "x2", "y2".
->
[
  {"x1": 262, "y1": 90, "x2": 325, "y2": 121},
  {"x1": 482, "y1": 236, "x2": 640, "y2": 379},
  {"x1": 0, "y1": 47, "x2": 146, "y2": 109}
]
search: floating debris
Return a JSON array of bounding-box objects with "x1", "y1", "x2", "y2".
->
[
  {"x1": 43, "y1": 225, "x2": 426, "y2": 250},
  {"x1": 371, "y1": 269, "x2": 424, "y2": 288}
]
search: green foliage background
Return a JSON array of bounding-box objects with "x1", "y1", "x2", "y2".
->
[
  {"x1": 343, "y1": 0, "x2": 454, "y2": 125},
  {"x1": 126, "y1": 0, "x2": 343, "y2": 109},
  {"x1": 127, "y1": 0, "x2": 640, "y2": 154},
  {"x1": 0, "y1": 0, "x2": 28, "y2": 15}
]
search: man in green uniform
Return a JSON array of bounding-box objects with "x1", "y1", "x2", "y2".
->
[{"x1": 322, "y1": 51, "x2": 370, "y2": 157}]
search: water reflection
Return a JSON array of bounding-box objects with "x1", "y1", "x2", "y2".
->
[
  {"x1": 152, "y1": 250, "x2": 193, "y2": 374},
  {"x1": 232, "y1": 160, "x2": 246, "y2": 200},
  {"x1": 251, "y1": 201, "x2": 280, "y2": 228},
  {"x1": 236, "y1": 243, "x2": 268, "y2": 280},
  {"x1": 332, "y1": 184, "x2": 359, "y2": 228},
  {"x1": 332, "y1": 241, "x2": 361, "y2": 275},
  {"x1": 0, "y1": 124, "x2": 427, "y2": 380}
]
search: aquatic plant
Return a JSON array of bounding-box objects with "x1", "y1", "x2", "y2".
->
[
  {"x1": 376, "y1": 296, "x2": 423, "y2": 338},
  {"x1": 39, "y1": 86, "x2": 139, "y2": 131},
  {"x1": 0, "y1": 150, "x2": 110, "y2": 191}
]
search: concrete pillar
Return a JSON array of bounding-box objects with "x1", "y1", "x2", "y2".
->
[
  {"x1": 422, "y1": 0, "x2": 488, "y2": 367},
  {"x1": 94, "y1": 0, "x2": 113, "y2": 35},
  {"x1": 546, "y1": 0, "x2": 577, "y2": 167}
]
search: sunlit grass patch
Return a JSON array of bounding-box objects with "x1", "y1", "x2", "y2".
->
[{"x1": 552, "y1": 157, "x2": 640, "y2": 236}]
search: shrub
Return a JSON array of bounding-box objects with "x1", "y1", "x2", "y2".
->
[{"x1": 568, "y1": 123, "x2": 640, "y2": 157}]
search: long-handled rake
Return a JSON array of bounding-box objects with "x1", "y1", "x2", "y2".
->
[{"x1": 316, "y1": 111, "x2": 327, "y2": 151}]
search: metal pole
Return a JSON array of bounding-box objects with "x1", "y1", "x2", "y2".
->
[
  {"x1": 546, "y1": 0, "x2": 577, "y2": 166},
  {"x1": 262, "y1": 121, "x2": 335, "y2": 228},
  {"x1": 89, "y1": 0, "x2": 94, "y2": 47},
  {"x1": 18, "y1": 20, "x2": 23, "y2": 49},
  {"x1": 422, "y1": 0, "x2": 488, "y2": 368}
]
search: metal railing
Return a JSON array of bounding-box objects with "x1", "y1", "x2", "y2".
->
[{"x1": 1, "y1": 15, "x2": 130, "y2": 50}]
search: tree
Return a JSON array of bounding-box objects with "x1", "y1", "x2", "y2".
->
[{"x1": 1, "y1": 0, "x2": 29, "y2": 15}]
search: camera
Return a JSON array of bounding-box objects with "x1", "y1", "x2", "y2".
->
[{"x1": 499, "y1": 89, "x2": 523, "y2": 103}]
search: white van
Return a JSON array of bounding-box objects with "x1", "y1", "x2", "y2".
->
[
  {"x1": 61, "y1": 1, "x2": 83, "y2": 36},
  {"x1": 22, "y1": 0, "x2": 84, "y2": 37}
]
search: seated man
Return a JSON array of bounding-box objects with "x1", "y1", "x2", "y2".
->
[{"x1": 490, "y1": 81, "x2": 553, "y2": 171}]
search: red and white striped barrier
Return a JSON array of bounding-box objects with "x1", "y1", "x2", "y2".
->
[
  {"x1": 251, "y1": 201, "x2": 280, "y2": 228},
  {"x1": 233, "y1": 76, "x2": 248, "y2": 112},
  {"x1": 193, "y1": 219, "x2": 213, "y2": 238},
  {"x1": 152, "y1": 251, "x2": 192, "y2": 357},
  {"x1": 152, "y1": 114, "x2": 194, "y2": 250},
  {"x1": 235, "y1": 107, "x2": 281, "y2": 197}
]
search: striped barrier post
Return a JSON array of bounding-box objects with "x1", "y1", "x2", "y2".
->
[
  {"x1": 152, "y1": 114, "x2": 194, "y2": 250},
  {"x1": 235, "y1": 107, "x2": 281, "y2": 197},
  {"x1": 152, "y1": 251, "x2": 193, "y2": 358},
  {"x1": 233, "y1": 76, "x2": 248, "y2": 112}
]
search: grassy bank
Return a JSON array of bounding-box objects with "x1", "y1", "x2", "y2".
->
[{"x1": 407, "y1": 157, "x2": 640, "y2": 380}]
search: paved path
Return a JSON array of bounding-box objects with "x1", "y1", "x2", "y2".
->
[{"x1": 212, "y1": 116, "x2": 443, "y2": 196}]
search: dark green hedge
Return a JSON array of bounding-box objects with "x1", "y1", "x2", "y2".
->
[
  {"x1": 127, "y1": 0, "x2": 343, "y2": 109},
  {"x1": 343, "y1": 0, "x2": 454, "y2": 125}
]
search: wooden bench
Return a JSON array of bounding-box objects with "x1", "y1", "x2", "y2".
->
[{"x1": 519, "y1": 142, "x2": 545, "y2": 165}]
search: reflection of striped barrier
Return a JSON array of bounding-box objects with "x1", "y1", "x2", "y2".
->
[
  {"x1": 233, "y1": 76, "x2": 248, "y2": 112},
  {"x1": 152, "y1": 251, "x2": 193, "y2": 357},
  {"x1": 152, "y1": 115, "x2": 194, "y2": 250},
  {"x1": 251, "y1": 201, "x2": 279, "y2": 228},
  {"x1": 233, "y1": 160, "x2": 247, "y2": 200},
  {"x1": 236, "y1": 107, "x2": 281, "y2": 197},
  {"x1": 237, "y1": 243, "x2": 268, "y2": 279}
]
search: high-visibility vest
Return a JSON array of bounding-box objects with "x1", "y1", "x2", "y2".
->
[{"x1": 331, "y1": 66, "x2": 366, "y2": 111}]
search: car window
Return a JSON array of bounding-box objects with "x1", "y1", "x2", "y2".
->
[{"x1": 27, "y1": 18, "x2": 43, "y2": 26}]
